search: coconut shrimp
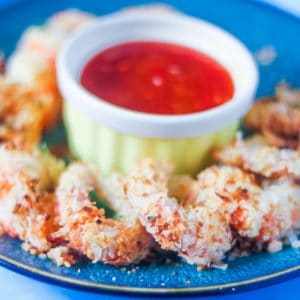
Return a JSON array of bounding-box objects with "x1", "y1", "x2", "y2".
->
[
  {"x1": 0, "y1": 77, "x2": 61, "y2": 147},
  {"x1": 125, "y1": 159, "x2": 234, "y2": 268},
  {"x1": 1, "y1": 11, "x2": 94, "y2": 143},
  {"x1": 194, "y1": 166, "x2": 300, "y2": 252},
  {"x1": 8, "y1": 9, "x2": 94, "y2": 74},
  {"x1": 256, "y1": 180, "x2": 300, "y2": 251},
  {"x1": 0, "y1": 144, "x2": 64, "y2": 253},
  {"x1": 7, "y1": 10, "x2": 95, "y2": 130},
  {"x1": 8, "y1": 9, "x2": 95, "y2": 84},
  {"x1": 126, "y1": 159, "x2": 300, "y2": 267},
  {"x1": 7, "y1": 31, "x2": 61, "y2": 130},
  {"x1": 215, "y1": 135, "x2": 300, "y2": 180},
  {"x1": 244, "y1": 84, "x2": 300, "y2": 149},
  {"x1": 53, "y1": 162, "x2": 153, "y2": 266}
]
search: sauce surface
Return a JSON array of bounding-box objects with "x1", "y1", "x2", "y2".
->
[{"x1": 80, "y1": 41, "x2": 234, "y2": 115}]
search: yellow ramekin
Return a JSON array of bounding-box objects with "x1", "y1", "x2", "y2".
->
[{"x1": 57, "y1": 11, "x2": 258, "y2": 175}]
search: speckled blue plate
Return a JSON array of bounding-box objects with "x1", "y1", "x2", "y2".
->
[{"x1": 0, "y1": 0, "x2": 300, "y2": 295}]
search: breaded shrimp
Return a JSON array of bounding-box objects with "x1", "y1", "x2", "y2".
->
[
  {"x1": 215, "y1": 135, "x2": 300, "y2": 180},
  {"x1": 0, "y1": 78, "x2": 59, "y2": 147},
  {"x1": 256, "y1": 180, "x2": 300, "y2": 248},
  {"x1": 0, "y1": 144, "x2": 64, "y2": 253},
  {"x1": 194, "y1": 165, "x2": 263, "y2": 238},
  {"x1": 8, "y1": 9, "x2": 94, "y2": 79},
  {"x1": 53, "y1": 163, "x2": 153, "y2": 266},
  {"x1": 194, "y1": 166, "x2": 300, "y2": 250},
  {"x1": 126, "y1": 159, "x2": 300, "y2": 267},
  {"x1": 7, "y1": 36, "x2": 61, "y2": 130},
  {"x1": 245, "y1": 84, "x2": 300, "y2": 149},
  {"x1": 125, "y1": 159, "x2": 233, "y2": 268},
  {"x1": 7, "y1": 10, "x2": 95, "y2": 130}
]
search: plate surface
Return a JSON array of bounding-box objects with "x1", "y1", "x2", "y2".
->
[{"x1": 0, "y1": 0, "x2": 299, "y2": 295}]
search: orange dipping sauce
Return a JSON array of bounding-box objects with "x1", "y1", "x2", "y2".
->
[{"x1": 80, "y1": 41, "x2": 234, "y2": 115}]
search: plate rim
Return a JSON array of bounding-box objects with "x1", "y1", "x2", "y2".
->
[{"x1": 0, "y1": 251, "x2": 299, "y2": 295}]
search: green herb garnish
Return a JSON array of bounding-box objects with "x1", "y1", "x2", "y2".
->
[
  {"x1": 40, "y1": 143, "x2": 51, "y2": 154},
  {"x1": 62, "y1": 154, "x2": 74, "y2": 166},
  {"x1": 147, "y1": 215, "x2": 157, "y2": 221},
  {"x1": 88, "y1": 190, "x2": 117, "y2": 219}
]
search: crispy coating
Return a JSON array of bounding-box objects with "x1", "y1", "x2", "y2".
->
[
  {"x1": 126, "y1": 159, "x2": 233, "y2": 268},
  {"x1": 195, "y1": 166, "x2": 300, "y2": 246},
  {"x1": 126, "y1": 159, "x2": 300, "y2": 267},
  {"x1": 54, "y1": 163, "x2": 153, "y2": 266},
  {"x1": 215, "y1": 135, "x2": 300, "y2": 180},
  {"x1": 245, "y1": 84, "x2": 300, "y2": 149},
  {"x1": 6, "y1": 10, "x2": 95, "y2": 132},
  {"x1": 194, "y1": 166, "x2": 262, "y2": 238},
  {"x1": 168, "y1": 174, "x2": 198, "y2": 207},
  {"x1": 256, "y1": 180, "x2": 300, "y2": 246},
  {"x1": 0, "y1": 78, "x2": 59, "y2": 148},
  {"x1": 7, "y1": 41, "x2": 61, "y2": 131},
  {"x1": 0, "y1": 144, "x2": 64, "y2": 253}
]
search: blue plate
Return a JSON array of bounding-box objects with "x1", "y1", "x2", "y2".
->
[{"x1": 0, "y1": 0, "x2": 299, "y2": 295}]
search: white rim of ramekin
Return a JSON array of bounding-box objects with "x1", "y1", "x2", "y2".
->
[{"x1": 57, "y1": 11, "x2": 258, "y2": 138}]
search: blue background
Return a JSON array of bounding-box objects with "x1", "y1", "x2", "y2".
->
[{"x1": 0, "y1": 0, "x2": 299, "y2": 299}]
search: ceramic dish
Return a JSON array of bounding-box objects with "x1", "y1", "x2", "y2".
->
[
  {"x1": 58, "y1": 11, "x2": 257, "y2": 174},
  {"x1": 0, "y1": 0, "x2": 299, "y2": 295}
]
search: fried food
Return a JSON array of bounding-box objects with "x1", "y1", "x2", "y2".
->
[
  {"x1": 0, "y1": 144, "x2": 64, "y2": 253},
  {"x1": 126, "y1": 159, "x2": 300, "y2": 268},
  {"x1": 245, "y1": 84, "x2": 300, "y2": 149},
  {"x1": 195, "y1": 166, "x2": 300, "y2": 251},
  {"x1": 0, "y1": 78, "x2": 62, "y2": 148},
  {"x1": 125, "y1": 159, "x2": 233, "y2": 268},
  {"x1": 6, "y1": 10, "x2": 95, "y2": 131},
  {"x1": 53, "y1": 162, "x2": 153, "y2": 266},
  {"x1": 215, "y1": 135, "x2": 300, "y2": 180}
]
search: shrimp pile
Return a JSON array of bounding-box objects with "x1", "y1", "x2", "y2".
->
[
  {"x1": 121, "y1": 82, "x2": 299, "y2": 269},
  {"x1": 0, "y1": 10, "x2": 94, "y2": 148},
  {"x1": 0, "y1": 146, "x2": 153, "y2": 267},
  {"x1": 245, "y1": 84, "x2": 300, "y2": 149},
  {"x1": 0, "y1": 9, "x2": 153, "y2": 268},
  {"x1": 125, "y1": 156, "x2": 300, "y2": 268},
  {"x1": 0, "y1": 138, "x2": 298, "y2": 269},
  {"x1": 213, "y1": 92, "x2": 300, "y2": 254}
]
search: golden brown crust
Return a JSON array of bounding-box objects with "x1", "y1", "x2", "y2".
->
[
  {"x1": 0, "y1": 146, "x2": 62, "y2": 253},
  {"x1": 54, "y1": 163, "x2": 153, "y2": 266},
  {"x1": 244, "y1": 85, "x2": 300, "y2": 150},
  {"x1": 126, "y1": 159, "x2": 300, "y2": 268},
  {"x1": 0, "y1": 79, "x2": 59, "y2": 149},
  {"x1": 214, "y1": 135, "x2": 300, "y2": 180}
]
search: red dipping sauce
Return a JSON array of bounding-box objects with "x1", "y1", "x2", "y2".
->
[{"x1": 80, "y1": 41, "x2": 234, "y2": 115}]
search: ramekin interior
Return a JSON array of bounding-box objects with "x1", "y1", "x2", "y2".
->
[{"x1": 57, "y1": 11, "x2": 258, "y2": 138}]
